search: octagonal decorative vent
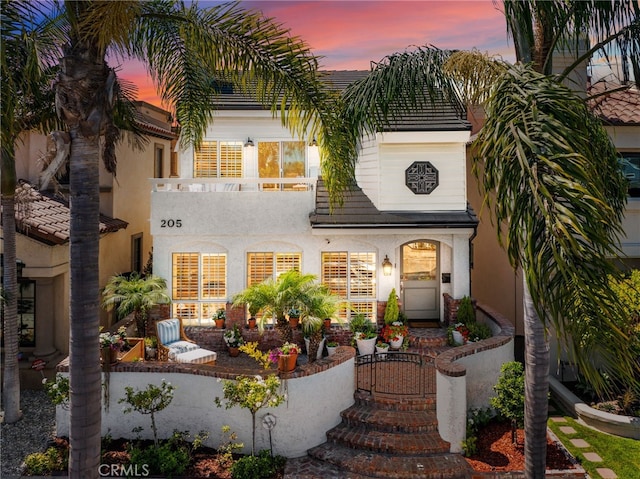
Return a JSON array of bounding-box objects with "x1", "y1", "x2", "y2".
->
[{"x1": 405, "y1": 161, "x2": 439, "y2": 195}]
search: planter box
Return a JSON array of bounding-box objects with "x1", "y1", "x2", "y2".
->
[{"x1": 119, "y1": 338, "x2": 144, "y2": 362}]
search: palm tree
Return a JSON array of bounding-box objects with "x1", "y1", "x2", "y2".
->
[
  {"x1": 101, "y1": 273, "x2": 170, "y2": 337},
  {"x1": 1, "y1": 0, "x2": 59, "y2": 424},
  {"x1": 298, "y1": 282, "x2": 340, "y2": 362},
  {"x1": 232, "y1": 269, "x2": 320, "y2": 343},
  {"x1": 44, "y1": 2, "x2": 354, "y2": 477},
  {"x1": 338, "y1": 3, "x2": 639, "y2": 478}
]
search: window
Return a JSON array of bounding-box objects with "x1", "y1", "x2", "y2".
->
[
  {"x1": 247, "y1": 252, "x2": 301, "y2": 286},
  {"x1": 172, "y1": 253, "x2": 227, "y2": 325},
  {"x1": 620, "y1": 152, "x2": 640, "y2": 198},
  {"x1": 194, "y1": 141, "x2": 242, "y2": 178},
  {"x1": 322, "y1": 252, "x2": 377, "y2": 322},
  {"x1": 131, "y1": 233, "x2": 143, "y2": 274},
  {"x1": 258, "y1": 141, "x2": 306, "y2": 190},
  {"x1": 154, "y1": 144, "x2": 164, "y2": 178}
]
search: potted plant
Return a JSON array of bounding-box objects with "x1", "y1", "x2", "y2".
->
[
  {"x1": 381, "y1": 321, "x2": 409, "y2": 349},
  {"x1": 448, "y1": 322, "x2": 469, "y2": 345},
  {"x1": 99, "y1": 326, "x2": 127, "y2": 365},
  {"x1": 288, "y1": 308, "x2": 301, "y2": 329},
  {"x1": 223, "y1": 324, "x2": 244, "y2": 356},
  {"x1": 326, "y1": 340, "x2": 339, "y2": 357},
  {"x1": 247, "y1": 303, "x2": 259, "y2": 330},
  {"x1": 375, "y1": 341, "x2": 389, "y2": 359},
  {"x1": 383, "y1": 288, "x2": 400, "y2": 325},
  {"x1": 144, "y1": 336, "x2": 157, "y2": 359},
  {"x1": 214, "y1": 308, "x2": 226, "y2": 329},
  {"x1": 349, "y1": 312, "x2": 377, "y2": 356},
  {"x1": 269, "y1": 341, "x2": 300, "y2": 373},
  {"x1": 302, "y1": 316, "x2": 326, "y2": 361}
]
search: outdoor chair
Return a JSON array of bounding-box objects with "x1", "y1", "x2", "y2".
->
[{"x1": 155, "y1": 317, "x2": 217, "y2": 364}]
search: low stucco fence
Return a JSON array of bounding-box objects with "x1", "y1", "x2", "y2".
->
[
  {"x1": 55, "y1": 348, "x2": 355, "y2": 458},
  {"x1": 56, "y1": 304, "x2": 514, "y2": 457},
  {"x1": 435, "y1": 303, "x2": 516, "y2": 453}
]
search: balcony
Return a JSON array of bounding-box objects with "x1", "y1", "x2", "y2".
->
[{"x1": 149, "y1": 177, "x2": 317, "y2": 236}]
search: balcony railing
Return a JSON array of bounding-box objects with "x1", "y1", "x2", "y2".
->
[{"x1": 149, "y1": 177, "x2": 317, "y2": 192}]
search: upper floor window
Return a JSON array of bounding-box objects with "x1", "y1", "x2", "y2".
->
[
  {"x1": 194, "y1": 141, "x2": 243, "y2": 178},
  {"x1": 322, "y1": 251, "x2": 377, "y2": 322},
  {"x1": 258, "y1": 141, "x2": 306, "y2": 190},
  {"x1": 172, "y1": 252, "x2": 227, "y2": 325},
  {"x1": 620, "y1": 152, "x2": 640, "y2": 198}
]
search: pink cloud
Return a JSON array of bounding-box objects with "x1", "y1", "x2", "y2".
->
[{"x1": 120, "y1": 1, "x2": 515, "y2": 106}]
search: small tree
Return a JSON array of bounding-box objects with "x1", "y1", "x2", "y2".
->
[
  {"x1": 383, "y1": 288, "x2": 400, "y2": 325},
  {"x1": 491, "y1": 361, "x2": 525, "y2": 444},
  {"x1": 215, "y1": 375, "x2": 285, "y2": 455},
  {"x1": 119, "y1": 380, "x2": 175, "y2": 447}
]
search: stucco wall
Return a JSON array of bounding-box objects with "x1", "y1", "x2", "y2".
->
[{"x1": 56, "y1": 356, "x2": 355, "y2": 458}]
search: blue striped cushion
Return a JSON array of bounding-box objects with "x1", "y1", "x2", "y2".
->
[
  {"x1": 168, "y1": 341, "x2": 199, "y2": 356},
  {"x1": 157, "y1": 319, "x2": 180, "y2": 346}
]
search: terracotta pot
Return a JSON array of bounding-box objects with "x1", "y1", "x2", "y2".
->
[
  {"x1": 215, "y1": 319, "x2": 225, "y2": 329},
  {"x1": 247, "y1": 318, "x2": 257, "y2": 330},
  {"x1": 324, "y1": 318, "x2": 332, "y2": 331},
  {"x1": 278, "y1": 352, "x2": 298, "y2": 373},
  {"x1": 289, "y1": 317, "x2": 299, "y2": 329},
  {"x1": 101, "y1": 347, "x2": 118, "y2": 366},
  {"x1": 228, "y1": 347, "x2": 240, "y2": 357}
]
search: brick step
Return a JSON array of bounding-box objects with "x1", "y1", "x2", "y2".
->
[
  {"x1": 326, "y1": 423, "x2": 451, "y2": 454},
  {"x1": 307, "y1": 443, "x2": 472, "y2": 479},
  {"x1": 353, "y1": 390, "x2": 436, "y2": 411},
  {"x1": 407, "y1": 334, "x2": 448, "y2": 349},
  {"x1": 340, "y1": 404, "x2": 439, "y2": 433}
]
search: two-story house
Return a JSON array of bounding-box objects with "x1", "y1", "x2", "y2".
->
[
  {"x1": 1, "y1": 101, "x2": 175, "y2": 377},
  {"x1": 150, "y1": 71, "x2": 478, "y2": 327}
]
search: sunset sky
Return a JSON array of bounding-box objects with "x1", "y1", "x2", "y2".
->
[{"x1": 123, "y1": 1, "x2": 515, "y2": 107}]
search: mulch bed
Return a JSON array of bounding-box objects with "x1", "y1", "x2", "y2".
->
[{"x1": 465, "y1": 421, "x2": 576, "y2": 472}]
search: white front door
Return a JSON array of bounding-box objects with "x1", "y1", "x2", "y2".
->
[{"x1": 400, "y1": 241, "x2": 439, "y2": 320}]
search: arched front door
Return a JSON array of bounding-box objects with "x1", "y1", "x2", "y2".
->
[{"x1": 400, "y1": 241, "x2": 439, "y2": 321}]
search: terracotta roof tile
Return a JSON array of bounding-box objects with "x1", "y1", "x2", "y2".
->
[
  {"x1": 7, "y1": 180, "x2": 128, "y2": 245},
  {"x1": 588, "y1": 83, "x2": 640, "y2": 125}
]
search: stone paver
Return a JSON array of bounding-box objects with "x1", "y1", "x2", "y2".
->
[
  {"x1": 559, "y1": 426, "x2": 576, "y2": 434},
  {"x1": 550, "y1": 416, "x2": 567, "y2": 423},
  {"x1": 583, "y1": 452, "x2": 603, "y2": 462},
  {"x1": 596, "y1": 468, "x2": 618, "y2": 479},
  {"x1": 569, "y1": 438, "x2": 591, "y2": 448}
]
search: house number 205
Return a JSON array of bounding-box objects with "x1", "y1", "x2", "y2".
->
[{"x1": 160, "y1": 219, "x2": 182, "y2": 228}]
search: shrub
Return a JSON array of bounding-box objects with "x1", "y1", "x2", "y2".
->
[
  {"x1": 43, "y1": 374, "x2": 70, "y2": 409},
  {"x1": 119, "y1": 380, "x2": 175, "y2": 447},
  {"x1": 491, "y1": 361, "x2": 525, "y2": 430},
  {"x1": 462, "y1": 407, "x2": 493, "y2": 456},
  {"x1": 467, "y1": 322, "x2": 492, "y2": 342},
  {"x1": 456, "y1": 296, "x2": 475, "y2": 325},
  {"x1": 24, "y1": 446, "x2": 68, "y2": 475},
  {"x1": 383, "y1": 289, "x2": 399, "y2": 325},
  {"x1": 230, "y1": 450, "x2": 286, "y2": 479}
]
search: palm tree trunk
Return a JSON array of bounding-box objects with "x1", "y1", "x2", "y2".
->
[
  {"x1": 276, "y1": 316, "x2": 293, "y2": 344},
  {"x1": 57, "y1": 30, "x2": 113, "y2": 477},
  {"x1": 308, "y1": 329, "x2": 323, "y2": 363},
  {"x1": 523, "y1": 280, "x2": 549, "y2": 479},
  {"x1": 1, "y1": 149, "x2": 21, "y2": 423}
]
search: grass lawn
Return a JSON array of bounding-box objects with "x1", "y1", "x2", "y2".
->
[{"x1": 547, "y1": 415, "x2": 640, "y2": 479}]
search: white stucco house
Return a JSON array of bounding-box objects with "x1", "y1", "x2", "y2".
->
[{"x1": 150, "y1": 71, "x2": 478, "y2": 327}]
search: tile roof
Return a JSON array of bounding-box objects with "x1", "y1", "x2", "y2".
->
[
  {"x1": 310, "y1": 179, "x2": 478, "y2": 228},
  {"x1": 211, "y1": 70, "x2": 470, "y2": 132},
  {"x1": 10, "y1": 181, "x2": 128, "y2": 246},
  {"x1": 588, "y1": 82, "x2": 640, "y2": 126}
]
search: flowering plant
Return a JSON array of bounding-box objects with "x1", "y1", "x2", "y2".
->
[
  {"x1": 376, "y1": 341, "x2": 389, "y2": 349},
  {"x1": 381, "y1": 321, "x2": 408, "y2": 342},
  {"x1": 223, "y1": 324, "x2": 244, "y2": 348},
  {"x1": 454, "y1": 322, "x2": 470, "y2": 341},
  {"x1": 43, "y1": 374, "x2": 70, "y2": 409},
  {"x1": 99, "y1": 326, "x2": 127, "y2": 350},
  {"x1": 268, "y1": 341, "x2": 300, "y2": 364}
]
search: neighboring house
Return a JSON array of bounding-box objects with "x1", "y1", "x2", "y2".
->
[
  {"x1": 150, "y1": 71, "x2": 478, "y2": 327},
  {"x1": 0, "y1": 101, "x2": 175, "y2": 365},
  {"x1": 468, "y1": 83, "x2": 640, "y2": 371}
]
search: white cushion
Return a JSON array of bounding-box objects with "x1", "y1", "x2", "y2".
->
[{"x1": 175, "y1": 348, "x2": 217, "y2": 364}]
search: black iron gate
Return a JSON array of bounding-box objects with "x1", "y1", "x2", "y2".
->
[{"x1": 355, "y1": 351, "x2": 435, "y2": 397}]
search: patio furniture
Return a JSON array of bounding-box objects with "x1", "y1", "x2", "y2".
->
[{"x1": 155, "y1": 318, "x2": 217, "y2": 364}]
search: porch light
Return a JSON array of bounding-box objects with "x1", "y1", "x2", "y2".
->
[
  {"x1": 382, "y1": 255, "x2": 392, "y2": 276},
  {"x1": 244, "y1": 137, "x2": 254, "y2": 147}
]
